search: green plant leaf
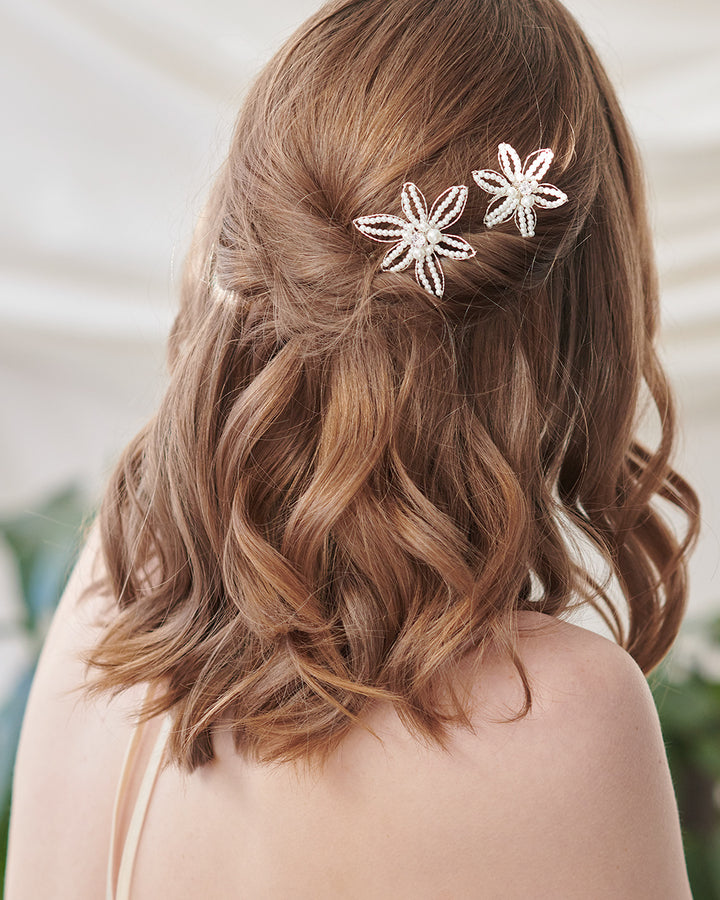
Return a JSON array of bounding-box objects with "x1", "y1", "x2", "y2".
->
[
  {"x1": 0, "y1": 486, "x2": 91, "y2": 632},
  {"x1": 653, "y1": 675, "x2": 720, "y2": 738}
]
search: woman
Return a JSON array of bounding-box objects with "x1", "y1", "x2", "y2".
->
[{"x1": 7, "y1": 0, "x2": 699, "y2": 896}]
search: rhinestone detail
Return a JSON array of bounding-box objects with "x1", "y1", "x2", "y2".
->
[
  {"x1": 353, "y1": 183, "x2": 476, "y2": 299},
  {"x1": 472, "y1": 143, "x2": 568, "y2": 238}
]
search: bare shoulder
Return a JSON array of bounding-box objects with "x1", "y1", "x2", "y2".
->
[
  {"x1": 515, "y1": 609, "x2": 653, "y2": 708},
  {"x1": 6, "y1": 531, "x2": 692, "y2": 900},
  {"x1": 6, "y1": 521, "x2": 142, "y2": 899},
  {"x1": 453, "y1": 610, "x2": 692, "y2": 898}
]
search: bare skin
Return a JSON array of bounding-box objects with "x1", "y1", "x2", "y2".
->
[{"x1": 7, "y1": 525, "x2": 692, "y2": 898}]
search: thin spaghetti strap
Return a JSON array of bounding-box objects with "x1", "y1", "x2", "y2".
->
[
  {"x1": 106, "y1": 710, "x2": 146, "y2": 900},
  {"x1": 106, "y1": 699, "x2": 173, "y2": 900}
]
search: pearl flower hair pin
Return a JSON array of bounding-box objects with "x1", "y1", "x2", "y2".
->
[
  {"x1": 472, "y1": 143, "x2": 568, "y2": 237},
  {"x1": 353, "y1": 182, "x2": 476, "y2": 298}
]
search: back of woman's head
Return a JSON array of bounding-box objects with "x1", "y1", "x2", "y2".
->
[{"x1": 87, "y1": 0, "x2": 699, "y2": 769}]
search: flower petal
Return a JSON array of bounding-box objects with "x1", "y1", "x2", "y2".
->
[
  {"x1": 484, "y1": 194, "x2": 518, "y2": 228},
  {"x1": 353, "y1": 215, "x2": 408, "y2": 242},
  {"x1": 533, "y1": 183, "x2": 568, "y2": 209},
  {"x1": 415, "y1": 253, "x2": 445, "y2": 298},
  {"x1": 381, "y1": 241, "x2": 413, "y2": 272},
  {"x1": 498, "y1": 143, "x2": 523, "y2": 182},
  {"x1": 434, "y1": 233, "x2": 476, "y2": 260},
  {"x1": 401, "y1": 183, "x2": 428, "y2": 226},
  {"x1": 515, "y1": 204, "x2": 537, "y2": 237},
  {"x1": 429, "y1": 185, "x2": 468, "y2": 230},
  {"x1": 523, "y1": 148, "x2": 554, "y2": 182},
  {"x1": 472, "y1": 169, "x2": 508, "y2": 195}
]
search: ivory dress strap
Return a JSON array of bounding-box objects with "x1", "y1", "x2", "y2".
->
[{"x1": 106, "y1": 709, "x2": 174, "y2": 900}]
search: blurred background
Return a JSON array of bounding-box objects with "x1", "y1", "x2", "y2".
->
[{"x1": 1, "y1": 0, "x2": 719, "y2": 892}]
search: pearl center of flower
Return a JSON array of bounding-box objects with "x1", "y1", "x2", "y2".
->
[
  {"x1": 409, "y1": 232, "x2": 428, "y2": 259},
  {"x1": 406, "y1": 222, "x2": 442, "y2": 260}
]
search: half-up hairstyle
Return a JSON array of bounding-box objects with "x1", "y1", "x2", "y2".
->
[{"x1": 84, "y1": 0, "x2": 700, "y2": 770}]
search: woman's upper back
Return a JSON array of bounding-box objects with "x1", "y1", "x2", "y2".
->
[{"x1": 7, "y1": 528, "x2": 691, "y2": 898}]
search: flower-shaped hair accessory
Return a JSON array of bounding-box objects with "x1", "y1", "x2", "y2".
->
[
  {"x1": 353, "y1": 182, "x2": 476, "y2": 298},
  {"x1": 472, "y1": 143, "x2": 568, "y2": 238}
]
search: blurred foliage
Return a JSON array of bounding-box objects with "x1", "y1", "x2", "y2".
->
[
  {"x1": 0, "y1": 486, "x2": 718, "y2": 896},
  {"x1": 0, "y1": 485, "x2": 91, "y2": 890},
  {"x1": 651, "y1": 649, "x2": 720, "y2": 899}
]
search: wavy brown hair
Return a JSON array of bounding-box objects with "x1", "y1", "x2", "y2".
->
[{"x1": 85, "y1": 0, "x2": 699, "y2": 770}]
